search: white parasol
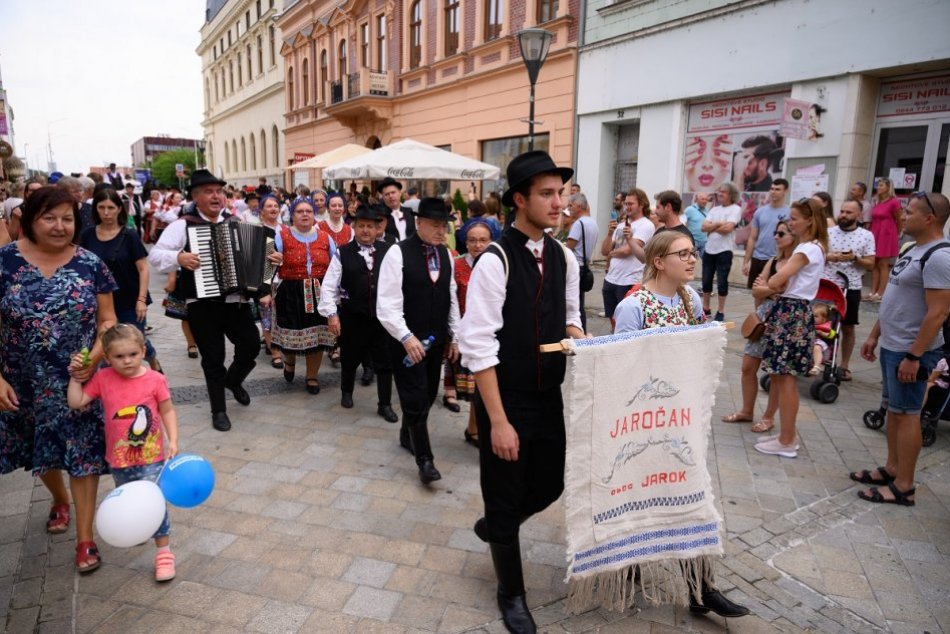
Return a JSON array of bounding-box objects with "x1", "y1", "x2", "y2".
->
[
  {"x1": 285, "y1": 143, "x2": 374, "y2": 170},
  {"x1": 322, "y1": 138, "x2": 500, "y2": 181}
]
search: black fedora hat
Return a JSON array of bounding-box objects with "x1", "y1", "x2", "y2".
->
[
  {"x1": 187, "y1": 169, "x2": 227, "y2": 193},
  {"x1": 416, "y1": 197, "x2": 451, "y2": 222},
  {"x1": 354, "y1": 204, "x2": 380, "y2": 221},
  {"x1": 372, "y1": 202, "x2": 391, "y2": 217},
  {"x1": 501, "y1": 151, "x2": 573, "y2": 207},
  {"x1": 377, "y1": 176, "x2": 403, "y2": 192}
]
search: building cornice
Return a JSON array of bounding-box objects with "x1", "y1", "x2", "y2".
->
[
  {"x1": 198, "y1": 1, "x2": 280, "y2": 55},
  {"x1": 581, "y1": 0, "x2": 774, "y2": 53}
]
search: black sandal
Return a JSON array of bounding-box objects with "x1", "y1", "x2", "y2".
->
[
  {"x1": 306, "y1": 378, "x2": 320, "y2": 395},
  {"x1": 858, "y1": 481, "x2": 916, "y2": 506},
  {"x1": 271, "y1": 357, "x2": 284, "y2": 369},
  {"x1": 187, "y1": 346, "x2": 198, "y2": 359},
  {"x1": 283, "y1": 362, "x2": 295, "y2": 383},
  {"x1": 849, "y1": 466, "x2": 894, "y2": 486}
]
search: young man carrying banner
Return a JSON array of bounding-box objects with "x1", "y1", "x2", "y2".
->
[{"x1": 459, "y1": 151, "x2": 585, "y2": 633}]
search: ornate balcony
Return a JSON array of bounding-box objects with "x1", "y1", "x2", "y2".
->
[{"x1": 324, "y1": 69, "x2": 394, "y2": 130}]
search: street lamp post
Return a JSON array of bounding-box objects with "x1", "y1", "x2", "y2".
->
[{"x1": 516, "y1": 28, "x2": 553, "y2": 152}]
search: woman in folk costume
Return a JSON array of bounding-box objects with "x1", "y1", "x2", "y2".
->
[
  {"x1": 613, "y1": 231, "x2": 749, "y2": 618},
  {"x1": 318, "y1": 193, "x2": 353, "y2": 368},
  {"x1": 272, "y1": 198, "x2": 338, "y2": 394}
]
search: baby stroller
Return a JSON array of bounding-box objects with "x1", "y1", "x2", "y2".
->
[
  {"x1": 760, "y1": 278, "x2": 847, "y2": 404},
  {"x1": 864, "y1": 358, "x2": 949, "y2": 448}
]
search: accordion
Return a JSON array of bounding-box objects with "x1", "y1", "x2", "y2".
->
[{"x1": 186, "y1": 222, "x2": 274, "y2": 298}]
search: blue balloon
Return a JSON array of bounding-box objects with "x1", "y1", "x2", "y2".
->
[{"x1": 159, "y1": 453, "x2": 215, "y2": 508}]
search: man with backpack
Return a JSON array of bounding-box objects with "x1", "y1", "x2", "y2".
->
[{"x1": 853, "y1": 192, "x2": 950, "y2": 507}]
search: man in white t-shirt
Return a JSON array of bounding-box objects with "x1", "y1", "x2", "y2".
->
[
  {"x1": 599, "y1": 189, "x2": 655, "y2": 325},
  {"x1": 700, "y1": 183, "x2": 742, "y2": 321},
  {"x1": 823, "y1": 200, "x2": 876, "y2": 377},
  {"x1": 565, "y1": 193, "x2": 599, "y2": 332}
]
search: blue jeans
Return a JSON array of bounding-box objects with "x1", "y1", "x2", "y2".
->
[
  {"x1": 701, "y1": 250, "x2": 733, "y2": 296},
  {"x1": 880, "y1": 347, "x2": 943, "y2": 415},
  {"x1": 111, "y1": 461, "x2": 170, "y2": 538},
  {"x1": 602, "y1": 280, "x2": 632, "y2": 319},
  {"x1": 115, "y1": 307, "x2": 157, "y2": 360}
]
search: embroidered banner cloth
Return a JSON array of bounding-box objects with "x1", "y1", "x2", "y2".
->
[{"x1": 562, "y1": 324, "x2": 727, "y2": 612}]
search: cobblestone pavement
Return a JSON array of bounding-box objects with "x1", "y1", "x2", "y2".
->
[{"x1": 2, "y1": 269, "x2": 948, "y2": 634}]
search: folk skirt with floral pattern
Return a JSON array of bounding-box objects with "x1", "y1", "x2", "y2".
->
[
  {"x1": 761, "y1": 297, "x2": 814, "y2": 376},
  {"x1": 272, "y1": 278, "x2": 336, "y2": 353}
]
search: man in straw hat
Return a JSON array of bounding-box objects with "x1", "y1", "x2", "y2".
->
[{"x1": 459, "y1": 151, "x2": 586, "y2": 633}]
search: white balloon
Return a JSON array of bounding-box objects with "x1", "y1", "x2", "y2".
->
[{"x1": 94, "y1": 480, "x2": 166, "y2": 548}]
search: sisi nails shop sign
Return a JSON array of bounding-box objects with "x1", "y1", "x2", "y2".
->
[{"x1": 687, "y1": 91, "x2": 788, "y2": 133}]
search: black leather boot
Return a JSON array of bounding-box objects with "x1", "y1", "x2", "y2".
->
[
  {"x1": 489, "y1": 539, "x2": 536, "y2": 634},
  {"x1": 689, "y1": 578, "x2": 750, "y2": 618},
  {"x1": 408, "y1": 423, "x2": 441, "y2": 484}
]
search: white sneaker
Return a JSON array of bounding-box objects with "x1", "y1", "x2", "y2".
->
[
  {"x1": 597, "y1": 311, "x2": 606, "y2": 318},
  {"x1": 755, "y1": 434, "x2": 800, "y2": 450},
  {"x1": 754, "y1": 438, "x2": 798, "y2": 458}
]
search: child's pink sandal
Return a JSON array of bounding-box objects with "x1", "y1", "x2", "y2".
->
[{"x1": 155, "y1": 550, "x2": 176, "y2": 582}]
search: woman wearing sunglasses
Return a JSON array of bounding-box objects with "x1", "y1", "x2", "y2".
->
[
  {"x1": 755, "y1": 199, "x2": 827, "y2": 458},
  {"x1": 721, "y1": 220, "x2": 795, "y2": 431}
]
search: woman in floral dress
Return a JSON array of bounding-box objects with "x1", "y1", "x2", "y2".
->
[{"x1": 0, "y1": 187, "x2": 117, "y2": 573}]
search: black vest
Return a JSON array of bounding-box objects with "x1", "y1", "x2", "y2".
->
[
  {"x1": 490, "y1": 227, "x2": 568, "y2": 393},
  {"x1": 398, "y1": 234, "x2": 451, "y2": 345},
  {"x1": 176, "y1": 209, "x2": 237, "y2": 300},
  {"x1": 338, "y1": 239, "x2": 389, "y2": 318},
  {"x1": 383, "y1": 206, "x2": 416, "y2": 242}
]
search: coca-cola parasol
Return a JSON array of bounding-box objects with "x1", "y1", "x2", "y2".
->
[{"x1": 322, "y1": 138, "x2": 500, "y2": 181}]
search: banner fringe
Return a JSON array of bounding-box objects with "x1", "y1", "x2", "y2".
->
[{"x1": 565, "y1": 555, "x2": 718, "y2": 614}]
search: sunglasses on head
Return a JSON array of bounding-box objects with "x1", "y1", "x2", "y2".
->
[{"x1": 912, "y1": 191, "x2": 936, "y2": 215}]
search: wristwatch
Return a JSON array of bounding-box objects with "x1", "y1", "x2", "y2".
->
[{"x1": 904, "y1": 352, "x2": 921, "y2": 362}]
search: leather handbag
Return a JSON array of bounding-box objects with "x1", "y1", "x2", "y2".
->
[{"x1": 741, "y1": 311, "x2": 766, "y2": 341}]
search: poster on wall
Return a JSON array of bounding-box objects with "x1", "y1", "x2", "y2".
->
[{"x1": 683, "y1": 92, "x2": 789, "y2": 227}]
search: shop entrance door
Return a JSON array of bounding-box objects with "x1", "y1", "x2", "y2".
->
[{"x1": 872, "y1": 118, "x2": 950, "y2": 194}]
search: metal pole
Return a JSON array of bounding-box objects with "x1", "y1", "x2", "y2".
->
[{"x1": 528, "y1": 81, "x2": 536, "y2": 152}]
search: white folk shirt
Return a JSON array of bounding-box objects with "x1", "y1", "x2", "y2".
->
[
  {"x1": 317, "y1": 242, "x2": 377, "y2": 318},
  {"x1": 389, "y1": 207, "x2": 408, "y2": 241},
  {"x1": 459, "y1": 235, "x2": 583, "y2": 373},
  {"x1": 376, "y1": 244, "x2": 461, "y2": 343},
  {"x1": 147, "y1": 210, "x2": 245, "y2": 304}
]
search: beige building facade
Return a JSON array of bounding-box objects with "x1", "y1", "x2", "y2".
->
[
  {"x1": 277, "y1": 0, "x2": 579, "y2": 196},
  {"x1": 199, "y1": 0, "x2": 287, "y2": 189}
]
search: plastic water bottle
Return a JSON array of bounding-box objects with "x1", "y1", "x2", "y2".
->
[{"x1": 403, "y1": 336, "x2": 435, "y2": 367}]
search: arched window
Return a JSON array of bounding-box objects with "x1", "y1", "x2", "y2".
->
[
  {"x1": 240, "y1": 137, "x2": 247, "y2": 171},
  {"x1": 269, "y1": 26, "x2": 276, "y2": 66},
  {"x1": 288, "y1": 66, "x2": 295, "y2": 110},
  {"x1": 249, "y1": 133, "x2": 257, "y2": 170},
  {"x1": 376, "y1": 14, "x2": 387, "y2": 71},
  {"x1": 229, "y1": 60, "x2": 234, "y2": 92},
  {"x1": 445, "y1": 0, "x2": 459, "y2": 56},
  {"x1": 272, "y1": 125, "x2": 279, "y2": 168},
  {"x1": 260, "y1": 129, "x2": 267, "y2": 169},
  {"x1": 246, "y1": 45, "x2": 252, "y2": 78},
  {"x1": 257, "y1": 35, "x2": 264, "y2": 72},
  {"x1": 237, "y1": 53, "x2": 243, "y2": 86},
  {"x1": 320, "y1": 50, "x2": 328, "y2": 100},
  {"x1": 213, "y1": 71, "x2": 220, "y2": 101},
  {"x1": 409, "y1": 1, "x2": 422, "y2": 68},
  {"x1": 302, "y1": 58, "x2": 310, "y2": 105},
  {"x1": 225, "y1": 140, "x2": 230, "y2": 173},
  {"x1": 231, "y1": 141, "x2": 238, "y2": 174},
  {"x1": 485, "y1": 0, "x2": 502, "y2": 41},
  {"x1": 338, "y1": 40, "x2": 347, "y2": 79},
  {"x1": 208, "y1": 141, "x2": 214, "y2": 173}
]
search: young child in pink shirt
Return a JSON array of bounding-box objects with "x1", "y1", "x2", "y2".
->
[{"x1": 68, "y1": 324, "x2": 180, "y2": 581}]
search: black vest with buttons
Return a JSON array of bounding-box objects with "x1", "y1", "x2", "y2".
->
[
  {"x1": 338, "y1": 239, "x2": 389, "y2": 318},
  {"x1": 490, "y1": 227, "x2": 568, "y2": 393},
  {"x1": 398, "y1": 233, "x2": 452, "y2": 346}
]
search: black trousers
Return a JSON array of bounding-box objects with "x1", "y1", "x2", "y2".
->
[
  {"x1": 475, "y1": 387, "x2": 566, "y2": 545},
  {"x1": 390, "y1": 341, "x2": 445, "y2": 424},
  {"x1": 186, "y1": 300, "x2": 260, "y2": 413},
  {"x1": 340, "y1": 310, "x2": 392, "y2": 406}
]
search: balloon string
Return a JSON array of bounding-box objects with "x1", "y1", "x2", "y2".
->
[{"x1": 156, "y1": 458, "x2": 170, "y2": 483}]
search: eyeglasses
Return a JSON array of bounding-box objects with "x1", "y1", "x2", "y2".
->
[
  {"x1": 773, "y1": 231, "x2": 788, "y2": 238},
  {"x1": 663, "y1": 248, "x2": 699, "y2": 262},
  {"x1": 912, "y1": 191, "x2": 936, "y2": 215}
]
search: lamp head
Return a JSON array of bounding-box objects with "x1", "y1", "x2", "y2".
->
[{"x1": 517, "y1": 28, "x2": 553, "y2": 85}]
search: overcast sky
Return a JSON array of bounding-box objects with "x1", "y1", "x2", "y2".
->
[{"x1": 0, "y1": 0, "x2": 204, "y2": 174}]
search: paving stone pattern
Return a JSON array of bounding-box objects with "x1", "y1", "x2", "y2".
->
[{"x1": 2, "y1": 269, "x2": 948, "y2": 633}]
